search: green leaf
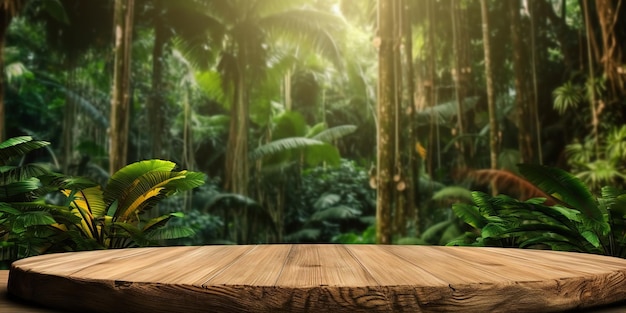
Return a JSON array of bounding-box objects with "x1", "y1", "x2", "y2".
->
[
  {"x1": 104, "y1": 160, "x2": 177, "y2": 206},
  {"x1": 0, "y1": 178, "x2": 40, "y2": 199},
  {"x1": 142, "y1": 213, "x2": 184, "y2": 232},
  {"x1": 249, "y1": 137, "x2": 325, "y2": 161},
  {"x1": 0, "y1": 164, "x2": 50, "y2": 186},
  {"x1": 421, "y1": 220, "x2": 453, "y2": 244},
  {"x1": 310, "y1": 125, "x2": 357, "y2": 143},
  {"x1": 481, "y1": 223, "x2": 508, "y2": 238},
  {"x1": 518, "y1": 164, "x2": 601, "y2": 222},
  {"x1": 432, "y1": 186, "x2": 473, "y2": 202},
  {"x1": 145, "y1": 225, "x2": 195, "y2": 241},
  {"x1": 0, "y1": 137, "x2": 50, "y2": 166},
  {"x1": 304, "y1": 143, "x2": 340, "y2": 166},
  {"x1": 581, "y1": 230, "x2": 601, "y2": 248},
  {"x1": 14, "y1": 211, "x2": 56, "y2": 232},
  {"x1": 311, "y1": 205, "x2": 361, "y2": 221},
  {"x1": 452, "y1": 202, "x2": 487, "y2": 229},
  {"x1": 41, "y1": 0, "x2": 70, "y2": 24}
]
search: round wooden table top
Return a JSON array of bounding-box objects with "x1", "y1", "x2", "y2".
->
[{"x1": 8, "y1": 245, "x2": 626, "y2": 312}]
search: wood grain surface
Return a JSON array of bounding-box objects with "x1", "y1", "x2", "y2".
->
[{"x1": 8, "y1": 245, "x2": 626, "y2": 312}]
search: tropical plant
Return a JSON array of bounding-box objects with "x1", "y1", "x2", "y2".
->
[
  {"x1": 565, "y1": 125, "x2": 626, "y2": 192},
  {"x1": 173, "y1": 0, "x2": 345, "y2": 198},
  {"x1": 60, "y1": 159, "x2": 206, "y2": 249},
  {"x1": 285, "y1": 159, "x2": 374, "y2": 243},
  {"x1": 449, "y1": 164, "x2": 626, "y2": 258},
  {"x1": 0, "y1": 136, "x2": 83, "y2": 266}
]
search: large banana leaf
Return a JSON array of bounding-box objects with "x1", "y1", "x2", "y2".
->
[
  {"x1": 311, "y1": 125, "x2": 357, "y2": 143},
  {"x1": 249, "y1": 137, "x2": 325, "y2": 161}
]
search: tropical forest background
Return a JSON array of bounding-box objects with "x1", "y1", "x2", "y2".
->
[{"x1": 2, "y1": 0, "x2": 626, "y2": 267}]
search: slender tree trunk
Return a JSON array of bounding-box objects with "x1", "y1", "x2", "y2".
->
[
  {"x1": 451, "y1": 0, "x2": 465, "y2": 159},
  {"x1": 582, "y1": 0, "x2": 600, "y2": 158},
  {"x1": 62, "y1": 69, "x2": 77, "y2": 173},
  {"x1": 426, "y1": 0, "x2": 439, "y2": 178},
  {"x1": 529, "y1": 1, "x2": 543, "y2": 164},
  {"x1": 376, "y1": 0, "x2": 397, "y2": 244},
  {"x1": 149, "y1": 0, "x2": 168, "y2": 159},
  {"x1": 0, "y1": 0, "x2": 24, "y2": 142},
  {"x1": 510, "y1": 0, "x2": 534, "y2": 163},
  {"x1": 594, "y1": 0, "x2": 624, "y2": 98},
  {"x1": 480, "y1": 0, "x2": 498, "y2": 176},
  {"x1": 109, "y1": 0, "x2": 135, "y2": 174},
  {"x1": 402, "y1": 0, "x2": 419, "y2": 236},
  {"x1": 224, "y1": 56, "x2": 249, "y2": 196},
  {"x1": 0, "y1": 17, "x2": 8, "y2": 143}
]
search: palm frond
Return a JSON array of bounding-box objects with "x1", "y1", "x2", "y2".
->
[
  {"x1": 0, "y1": 164, "x2": 50, "y2": 186},
  {"x1": 420, "y1": 220, "x2": 454, "y2": 244},
  {"x1": 517, "y1": 164, "x2": 601, "y2": 221},
  {"x1": 13, "y1": 211, "x2": 56, "y2": 233},
  {"x1": 259, "y1": 9, "x2": 345, "y2": 68},
  {"x1": 285, "y1": 228, "x2": 321, "y2": 242},
  {"x1": 250, "y1": 137, "x2": 325, "y2": 161},
  {"x1": 141, "y1": 212, "x2": 183, "y2": 232},
  {"x1": 310, "y1": 125, "x2": 357, "y2": 142},
  {"x1": 62, "y1": 186, "x2": 106, "y2": 218},
  {"x1": 311, "y1": 205, "x2": 361, "y2": 221},
  {"x1": 452, "y1": 202, "x2": 488, "y2": 229},
  {"x1": 313, "y1": 193, "x2": 341, "y2": 210},
  {"x1": 0, "y1": 137, "x2": 50, "y2": 165},
  {"x1": 0, "y1": 178, "x2": 40, "y2": 199},
  {"x1": 103, "y1": 160, "x2": 177, "y2": 206},
  {"x1": 145, "y1": 225, "x2": 195, "y2": 241}
]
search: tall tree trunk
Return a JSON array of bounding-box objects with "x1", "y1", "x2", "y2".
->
[
  {"x1": 510, "y1": 0, "x2": 534, "y2": 163},
  {"x1": 0, "y1": 15, "x2": 8, "y2": 143},
  {"x1": 109, "y1": 0, "x2": 135, "y2": 174},
  {"x1": 480, "y1": 0, "x2": 498, "y2": 177},
  {"x1": 149, "y1": 0, "x2": 168, "y2": 159},
  {"x1": 224, "y1": 56, "x2": 249, "y2": 197},
  {"x1": 451, "y1": 0, "x2": 466, "y2": 161},
  {"x1": 402, "y1": 0, "x2": 419, "y2": 236},
  {"x1": 582, "y1": 0, "x2": 600, "y2": 158},
  {"x1": 594, "y1": 0, "x2": 624, "y2": 99},
  {"x1": 529, "y1": 1, "x2": 543, "y2": 164},
  {"x1": 376, "y1": 0, "x2": 397, "y2": 244},
  {"x1": 0, "y1": 0, "x2": 24, "y2": 142},
  {"x1": 426, "y1": 0, "x2": 439, "y2": 178}
]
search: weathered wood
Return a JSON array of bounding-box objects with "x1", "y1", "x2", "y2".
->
[{"x1": 8, "y1": 245, "x2": 626, "y2": 312}]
